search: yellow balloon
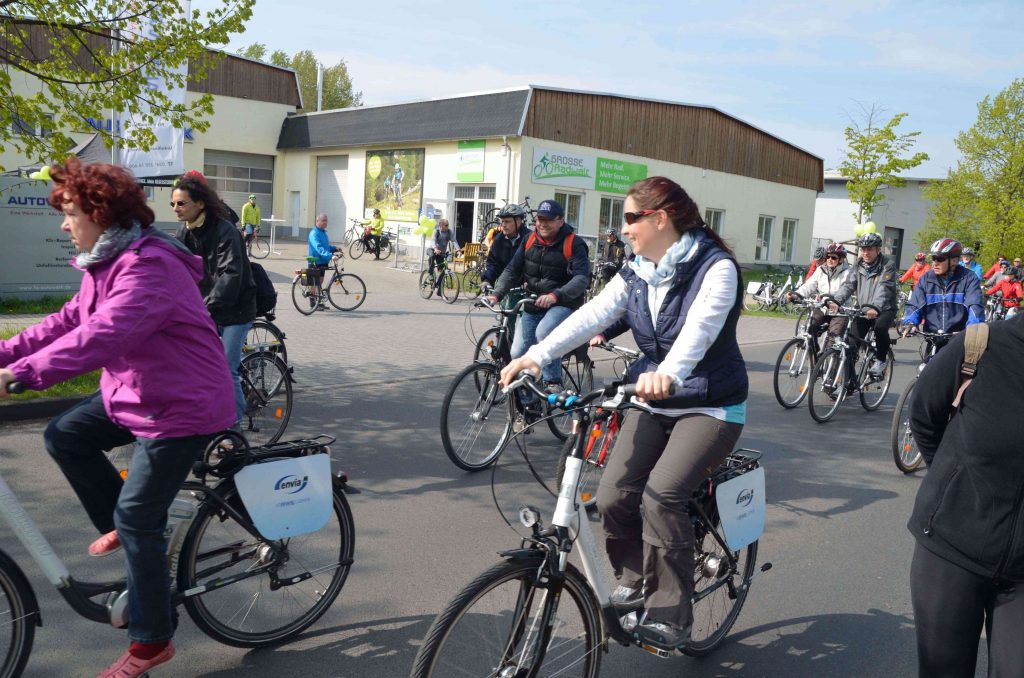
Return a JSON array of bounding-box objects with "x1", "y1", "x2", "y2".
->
[
  {"x1": 863, "y1": 221, "x2": 877, "y2": 234},
  {"x1": 29, "y1": 166, "x2": 51, "y2": 182}
]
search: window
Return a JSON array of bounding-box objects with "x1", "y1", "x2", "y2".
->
[
  {"x1": 599, "y1": 197, "x2": 624, "y2": 238},
  {"x1": 756, "y1": 215, "x2": 774, "y2": 262},
  {"x1": 554, "y1": 191, "x2": 583, "y2": 227},
  {"x1": 780, "y1": 218, "x2": 797, "y2": 263},
  {"x1": 705, "y1": 208, "x2": 724, "y2": 234},
  {"x1": 40, "y1": 113, "x2": 54, "y2": 138},
  {"x1": 11, "y1": 115, "x2": 34, "y2": 136}
]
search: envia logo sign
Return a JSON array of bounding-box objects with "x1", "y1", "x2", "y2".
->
[
  {"x1": 274, "y1": 475, "x2": 309, "y2": 494},
  {"x1": 736, "y1": 488, "x2": 754, "y2": 507}
]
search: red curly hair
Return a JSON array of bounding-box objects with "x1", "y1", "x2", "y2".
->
[{"x1": 47, "y1": 157, "x2": 154, "y2": 229}]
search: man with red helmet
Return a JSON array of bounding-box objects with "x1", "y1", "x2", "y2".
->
[
  {"x1": 900, "y1": 252, "x2": 929, "y2": 289},
  {"x1": 901, "y1": 238, "x2": 984, "y2": 343}
]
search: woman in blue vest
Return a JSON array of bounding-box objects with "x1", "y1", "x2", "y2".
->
[{"x1": 500, "y1": 175, "x2": 747, "y2": 649}]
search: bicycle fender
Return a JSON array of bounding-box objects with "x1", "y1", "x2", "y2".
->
[
  {"x1": 0, "y1": 548, "x2": 41, "y2": 626},
  {"x1": 497, "y1": 547, "x2": 546, "y2": 563}
]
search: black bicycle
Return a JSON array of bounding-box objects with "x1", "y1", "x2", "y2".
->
[
  {"x1": 291, "y1": 252, "x2": 367, "y2": 315},
  {"x1": 419, "y1": 252, "x2": 460, "y2": 304},
  {"x1": 349, "y1": 228, "x2": 393, "y2": 260}
]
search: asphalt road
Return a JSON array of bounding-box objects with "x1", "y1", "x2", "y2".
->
[{"x1": 0, "y1": 243, "x2": 988, "y2": 677}]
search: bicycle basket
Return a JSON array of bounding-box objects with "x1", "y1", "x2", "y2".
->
[{"x1": 234, "y1": 453, "x2": 333, "y2": 540}]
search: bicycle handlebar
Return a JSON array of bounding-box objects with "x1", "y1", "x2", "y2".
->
[
  {"x1": 503, "y1": 372, "x2": 675, "y2": 411},
  {"x1": 475, "y1": 291, "x2": 538, "y2": 315},
  {"x1": 593, "y1": 341, "x2": 643, "y2": 361}
]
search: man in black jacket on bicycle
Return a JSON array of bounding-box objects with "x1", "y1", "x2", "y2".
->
[{"x1": 480, "y1": 204, "x2": 530, "y2": 293}]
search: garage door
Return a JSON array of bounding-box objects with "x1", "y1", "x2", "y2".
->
[
  {"x1": 316, "y1": 156, "x2": 349, "y2": 241},
  {"x1": 204, "y1": 150, "x2": 274, "y2": 222}
]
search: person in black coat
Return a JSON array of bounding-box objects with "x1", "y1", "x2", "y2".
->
[
  {"x1": 907, "y1": 314, "x2": 1024, "y2": 677},
  {"x1": 481, "y1": 204, "x2": 530, "y2": 291}
]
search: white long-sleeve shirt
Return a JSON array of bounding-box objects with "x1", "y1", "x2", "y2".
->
[{"x1": 525, "y1": 258, "x2": 745, "y2": 422}]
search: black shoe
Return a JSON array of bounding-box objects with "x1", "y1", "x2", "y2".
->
[{"x1": 634, "y1": 616, "x2": 692, "y2": 650}]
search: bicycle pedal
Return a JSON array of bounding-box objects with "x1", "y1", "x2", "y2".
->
[{"x1": 639, "y1": 644, "x2": 674, "y2": 659}]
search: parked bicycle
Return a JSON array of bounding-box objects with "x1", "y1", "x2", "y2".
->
[
  {"x1": 349, "y1": 228, "x2": 393, "y2": 260},
  {"x1": 419, "y1": 252, "x2": 460, "y2": 304},
  {"x1": 890, "y1": 330, "x2": 953, "y2": 473},
  {"x1": 773, "y1": 297, "x2": 826, "y2": 408},
  {"x1": 0, "y1": 419, "x2": 354, "y2": 678},
  {"x1": 343, "y1": 218, "x2": 364, "y2": 246},
  {"x1": 291, "y1": 252, "x2": 367, "y2": 315},
  {"x1": 245, "y1": 226, "x2": 270, "y2": 259},
  {"x1": 440, "y1": 295, "x2": 593, "y2": 470},
  {"x1": 746, "y1": 267, "x2": 804, "y2": 315},
  {"x1": 412, "y1": 375, "x2": 770, "y2": 677},
  {"x1": 807, "y1": 305, "x2": 895, "y2": 423}
]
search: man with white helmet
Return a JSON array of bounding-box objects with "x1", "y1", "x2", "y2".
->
[{"x1": 959, "y1": 247, "x2": 983, "y2": 280}]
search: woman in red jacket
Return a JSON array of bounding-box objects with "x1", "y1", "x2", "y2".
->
[
  {"x1": 986, "y1": 266, "x2": 1022, "y2": 319},
  {"x1": 900, "y1": 252, "x2": 929, "y2": 289}
]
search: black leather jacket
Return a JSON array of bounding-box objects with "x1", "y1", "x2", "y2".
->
[{"x1": 175, "y1": 216, "x2": 257, "y2": 326}]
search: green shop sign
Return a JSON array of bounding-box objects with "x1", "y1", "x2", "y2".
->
[
  {"x1": 531, "y1": 147, "x2": 646, "y2": 194},
  {"x1": 596, "y1": 157, "x2": 647, "y2": 193},
  {"x1": 457, "y1": 140, "x2": 486, "y2": 182}
]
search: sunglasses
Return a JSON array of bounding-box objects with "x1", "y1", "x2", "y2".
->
[
  {"x1": 825, "y1": 255, "x2": 841, "y2": 261},
  {"x1": 930, "y1": 256, "x2": 949, "y2": 263},
  {"x1": 623, "y1": 209, "x2": 664, "y2": 225},
  {"x1": 169, "y1": 200, "x2": 191, "y2": 208}
]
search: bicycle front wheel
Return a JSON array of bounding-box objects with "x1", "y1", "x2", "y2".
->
[
  {"x1": 0, "y1": 550, "x2": 37, "y2": 678},
  {"x1": 240, "y1": 352, "x2": 292, "y2": 446},
  {"x1": 180, "y1": 484, "x2": 354, "y2": 648},
  {"x1": 891, "y1": 377, "x2": 923, "y2": 473},
  {"x1": 418, "y1": 270, "x2": 435, "y2": 299},
  {"x1": 377, "y1": 238, "x2": 393, "y2": 260},
  {"x1": 327, "y1": 273, "x2": 366, "y2": 311},
  {"x1": 440, "y1": 270, "x2": 460, "y2": 304},
  {"x1": 410, "y1": 558, "x2": 601, "y2": 678},
  {"x1": 473, "y1": 327, "x2": 500, "y2": 363},
  {"x1": 348, "y1": 239, "x2": 366, "y2": 259},
  {"x1": 554, "y1": 417, "x2": 616, "y2": 511},
  {"x1": 773, "y1": 338, "x2": 814, "y2": 408},
  {"x1": 808, "y1": 349, "x2": 846, "y2": 423},
  {"x1": 685, "y1": 508, "x2": 759, "y2": 656},
  {"x1": 245, "y1": 319, "x2": 287, "y2": 364},
  {"x1": 248, "y1": 236, "x2": 270, "y2": 259},
  {"x1": 440, "y1": 362, "x2": 512, "y2": 471},
  {"x1": 548, "y1": 350, "x2": 594, "y2": 441},
  {"x1": 290, "y1": 278, "x2": 320, "y2": 315},
  {"x1": 859, "y1": 348, "x2": 895, "y2": 411},
  {"x1": 462, "y1": 268, "x2": 483, "y2": 299},
  {"x1": 794, "y1": 307, "x2": 809, "y2": 335}
]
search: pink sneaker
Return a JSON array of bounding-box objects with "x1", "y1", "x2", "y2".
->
[
  {"x1": 96, "y1": 643, "x2": 175, "y2": 678},
  {"x1": 88, "y1": 530, "x2": 121, "y2": 557}
]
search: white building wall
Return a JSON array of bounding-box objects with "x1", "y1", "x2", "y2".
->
[{"x1": 515, "y1": 137, "x2": 818, "y2": 267}]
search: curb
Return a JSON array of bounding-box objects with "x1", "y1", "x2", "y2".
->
[{"x1": 0, "y1": 396, "x2": 84, "y2": 423}]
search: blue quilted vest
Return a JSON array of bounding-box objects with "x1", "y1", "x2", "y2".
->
[{"x1": 619, "y1": 235, "x2": 748, "y2": 409}]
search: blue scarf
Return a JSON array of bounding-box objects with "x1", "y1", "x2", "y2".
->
[
  {"x1": 75, "y1": 222, "x2": 142, "y2": 269},
  {"x1": 628, "y1": 230, "x2": 701, "y2": 286}
]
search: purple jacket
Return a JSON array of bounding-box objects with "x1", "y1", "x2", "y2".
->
[{"x1": 0, "y1": 229, "x2": 235, "y2": 438}]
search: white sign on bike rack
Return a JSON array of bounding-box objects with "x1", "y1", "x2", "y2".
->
[
  {"x1": 715, "y1": 467, "x2": 766, "y2": 551},
  {"x1": 234, "y1": 454, "x2": 333, "y2": 540}
]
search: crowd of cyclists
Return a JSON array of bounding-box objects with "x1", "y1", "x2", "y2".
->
[{"x1": 3, "y1": 155, "x2": 1023, "y2": 677}]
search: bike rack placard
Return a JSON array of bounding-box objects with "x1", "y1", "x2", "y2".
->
[
  {"x1": 235, "y1": 454, "x2": 333, "y2": 540},
  {"x1": 715, "y1": 467, "x2": 766, "y2": 551}
]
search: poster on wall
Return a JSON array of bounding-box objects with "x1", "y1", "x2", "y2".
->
[
  {"x1": 532, "y1": 147, "x2": 647, "y2": 194},
  {"x1": 364, "y1": 148, "x2": 425, "y2": 222},
  {"x1": 457, "y1": 140, "x2": 485, "y2": 182}
]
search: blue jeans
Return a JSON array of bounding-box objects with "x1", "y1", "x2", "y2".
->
[
  {"x1": 44, "y1": 394, "x2": 212, "y2": 642},
  {"x1": 511, "y1": 306, "x2": 574, "y2": 383},
  {"x1": 219, "y1": 322, "x2": 252, "y2": 425}
]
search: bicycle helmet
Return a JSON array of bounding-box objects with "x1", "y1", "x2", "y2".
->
[
  {"x1": 496, "y1": 204, "x2": 527, "y2": 220},
  {"x1": 1007, "y1": 266, "x2": 1021, "y2": 279},
  {"x1": 929, "y1": 238, "x2": 962, "y2": 258},
  {"x1": 825, "y1": 242, "x2": 847, "y2": 257},
  {"x1": 813, "y1": 246, "x2": 826, "y2": 260},
  {"x1": 914, "y1": 252, "x2": 926, "y2": 262},
  {"x1": 962, "y1": 247, "x2": 975, "y2": 256},
  {"x1": 857, "y1": 232, "x2": 883, "y2": 248}
]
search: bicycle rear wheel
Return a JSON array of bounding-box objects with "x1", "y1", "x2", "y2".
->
[
  {"x1": 891, "y1": 378, "x2": 924, "y2": 473},
  {"x1": 773, "y1": 338, "x2": 814, "y2": 408},
  {"x1": 462, "y1": 268, "x2": 483, "y2": 299},
  {"x1": 808, "y1": 349, "x2": 846, "y2": 423},
  {"x1": 348, "y1": 239, "x2": 366, "y2": 260},
  {"x1": 240, "y1": 352, "x2": 292, "y2": 446},
  {"x1": 440, "y1": 362, "x2": 512, "y2": 471},
  {"x1": 684, "y1": 505, "x2": 759, "y2": 656},
  {"x1": 245, "y1": 319, "x2": 287, "y2": 364},
  {"x1": 410, "y1": 558, "x2": 601, "y2": 678},
  {"x1": 290, "y1": 278, "x2": 320, "y2": 315},
  {"x1": 440, "y1": 270, "x2": 460, "y2": 304},
  {"x1": 327, "y1": 273, "x2": 366, "y2": 311},
  {"x1": 179, "y1": 484, "x2": 354, "y2": 648},
  {"x1": 418, "y1": 270, "x2": 435, "y2": 299},
  {"x1": 0, "y1": 551, "x2": 37, "y2": 678},
  {"x1": 248, "y1": 236, "x2": 270, "y2": 259},
  {"x1": 548, "y1": 350, "x2": 594, "y2": 441},
  {"x1": 859, "y1": 347, "x2": 895, "y2": 411}
]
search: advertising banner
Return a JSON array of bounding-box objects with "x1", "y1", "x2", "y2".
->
[
  {"x1": 0, "y1": 177, "x2": 81, "y2": 297},
  {"x1": 118, "y1": 2, "x2": 189, "y2": 178},
  {"x1": 364, "y1": 148, "x2": 425, "y2": 222},
  {"x1": 456, "y1": 140, "x2": 486, "y2": 182},
  {"x1": 532, "y1": 147, "x2": 647, "y2": 194}
]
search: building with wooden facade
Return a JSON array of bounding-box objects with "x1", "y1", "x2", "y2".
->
[{"x1": 276, "y1": 85, "x2": 823, "y2": 266}]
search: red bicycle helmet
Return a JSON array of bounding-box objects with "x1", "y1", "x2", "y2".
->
[
  {"x1": 929, "y1": 238, "x2": 963, "y2": 258},
  {"x1": 825, "y1": 242, "x2": 846, "y2": 257},
  {"x1": 914, "y1": 252, "x2": 926, "y2": 261}
]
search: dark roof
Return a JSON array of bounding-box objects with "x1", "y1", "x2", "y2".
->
[{"x1": 277, "y1": 89, "x2": 530, "y2": 150}]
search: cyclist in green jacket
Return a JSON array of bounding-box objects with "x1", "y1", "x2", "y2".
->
[
  {"x1": 240, "y1": 194, "x2": 261, "y2": 247},
  {"x1": 362, "y1": 208, "x2": 385, "y2": 258}
]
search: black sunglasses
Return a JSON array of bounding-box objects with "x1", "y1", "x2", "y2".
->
[
  {"x1": 825, "y1": 255, "x2": 841, "y2": 261},
  {"x1": 930, "y1": 255, "x2": 949, "y2": 263}
]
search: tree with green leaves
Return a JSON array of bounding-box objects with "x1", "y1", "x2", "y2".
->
[
  {"x1": 838, "y1": 104, "x2": 930, "y2": 223},
  {"x1": 239, "y1": 43, "x2": 362, "y2": 112},
  {"x1": 0, "y1": 1, "x2": 255, "y2": 171},
  {"x1": 917, "y1": 79, "x2": 1024, "y2": 262}
]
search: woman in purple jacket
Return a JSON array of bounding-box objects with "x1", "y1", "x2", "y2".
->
[{"x1": 0, "y1": 158, "x2": 235, "y2": 678}]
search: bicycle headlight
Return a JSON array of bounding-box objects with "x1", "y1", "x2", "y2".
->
[{"x1": 518, "y1": 505, "x2": 542, "y2": 529}]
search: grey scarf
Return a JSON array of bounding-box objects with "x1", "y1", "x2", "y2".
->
[{"x1": 76, "y1": 222, "x2": 142, "y2": 269}]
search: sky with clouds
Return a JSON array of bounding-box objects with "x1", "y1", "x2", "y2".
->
[{"x1": 214, "y1": 0, "x2": 1024, "y2": 177}]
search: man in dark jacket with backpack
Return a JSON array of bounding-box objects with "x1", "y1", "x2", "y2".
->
[
  {"x1": 907, "y1": 315, "x2": 1024, "y2": 676},
  {"x1": 487, "y1": 199, "x2": 590, "y2": 388}
]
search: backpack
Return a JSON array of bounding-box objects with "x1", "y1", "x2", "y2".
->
[
  {"x1": 250, "y1": 262, "x2": 277, "y2": 318},
  {"x1": 951, "y1": 322, "x2": 989, "y2": 409},
  {"x1": 524, "y1": 231, "x2": 575, "y2": 260}
]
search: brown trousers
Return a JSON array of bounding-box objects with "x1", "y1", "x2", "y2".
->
[{"x1": 596, "y1": 410, "x2": 743, "y2": 627}]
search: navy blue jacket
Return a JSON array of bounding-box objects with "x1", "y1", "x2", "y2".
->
[
  {"x1": 902, "y1": 266, "x2": 984, "y2": 332},
  {"x1": 616, "y1": 237, "x2": 747, "y2": 409},
  {"x1": 482, "y1": 224, "x2": 529, "y2": 284}
]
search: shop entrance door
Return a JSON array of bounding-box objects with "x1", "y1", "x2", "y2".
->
[{"x1": 454, "y1": 201, "x2": 475, "y2": 247}]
